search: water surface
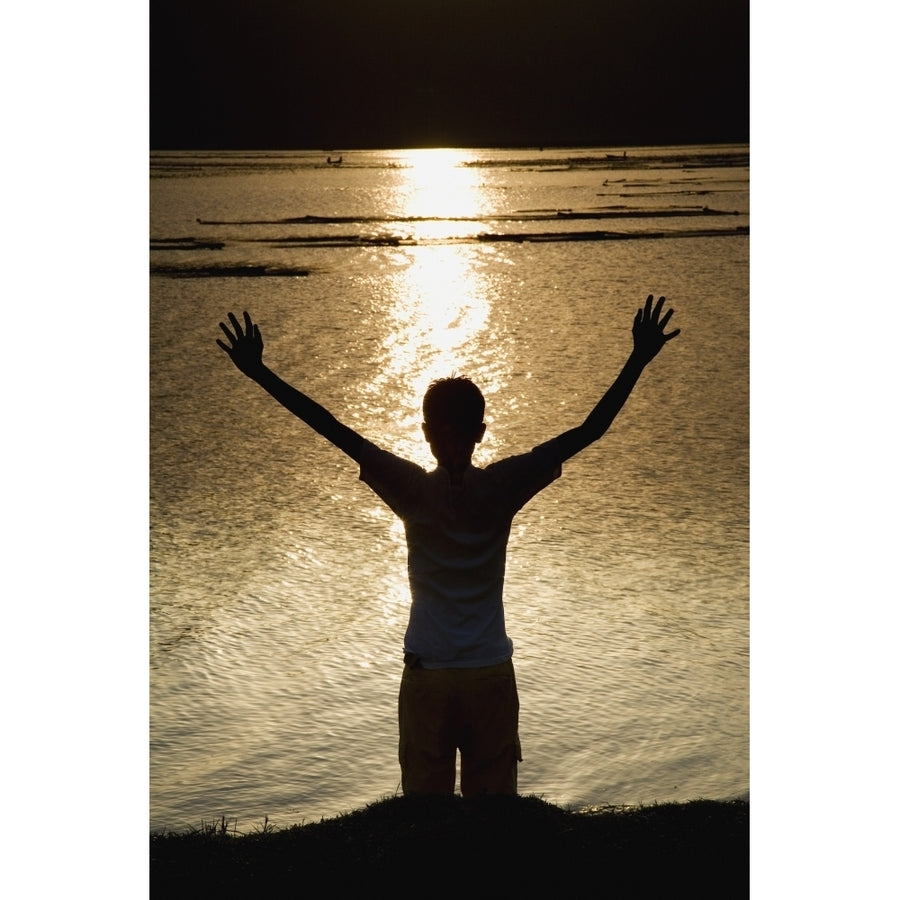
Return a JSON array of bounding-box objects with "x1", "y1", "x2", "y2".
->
[{"x1": 150, "y1": 146, "x2": 749, "y2": 830}]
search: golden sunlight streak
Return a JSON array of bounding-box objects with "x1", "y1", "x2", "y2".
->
[
  {"x1": 370, "y1": 246, "x2": 495, "y2": 467},
  {"x1": 357, "y1": 152, "x2": 515, "y2": 598},
  {"x1": 393, "y1": 148, "x2": 486, "y2": 241}
]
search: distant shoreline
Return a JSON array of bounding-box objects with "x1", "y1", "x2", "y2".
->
[{"x1": 150, "y1": 138, "x2": 749, "y2": 154}]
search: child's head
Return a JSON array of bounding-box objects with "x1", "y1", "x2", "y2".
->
[
  {"x1": 423, "y1": 377, "x2": 485, "y2": 436},
  {"x1": 422, "y1": 377, "x2": 486, "y2": 470}
]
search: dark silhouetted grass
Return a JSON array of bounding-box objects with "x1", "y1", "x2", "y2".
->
[{"x1": 150, "y1": 794, "x2": 748, "y2": 896}]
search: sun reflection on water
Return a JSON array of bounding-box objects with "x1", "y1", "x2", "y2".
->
[
  {"x1": 369, "y1": 247, "x2": 501, "y2": 466},
  {"x1": 360, "y1": 149, "x2": 513, "y2": 466},
  {"x1": 357, "y1": 150, "x2": 519, "y2": 629},
  {"x1": 391, "y1": 148, "x2": 487, "y2": 241}
]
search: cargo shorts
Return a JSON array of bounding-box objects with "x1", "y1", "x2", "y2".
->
[{"x1": 398, "y1": 657, "x2": 522, "y2": 797}]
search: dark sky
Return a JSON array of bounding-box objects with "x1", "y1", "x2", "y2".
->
[{"x1": 151, "y1": 0, "x2": 748, "y2": 150}]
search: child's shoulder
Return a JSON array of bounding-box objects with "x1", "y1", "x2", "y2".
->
[
  {"x1": 360, "y1": 439, "x2": 427, "y2": 475},
  {"x1": 482, "y1": 437, "x2": 563, "y2": 484}
]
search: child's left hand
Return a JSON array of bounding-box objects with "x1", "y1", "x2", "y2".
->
[{"x1": 217, "y1": 310, "x2": 265, "y2": 377}]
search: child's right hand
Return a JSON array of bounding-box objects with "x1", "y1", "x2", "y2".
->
[
  {"x1": 217, "y1": 310, "x2": 265, "y2": 377},
  {"x1": 631, "y1": 295, "x2": 680, "y2": 364}
]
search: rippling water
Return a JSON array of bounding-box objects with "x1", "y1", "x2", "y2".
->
[{"x1": 150, "y1": 146, "x2": 748, "y2": 831}]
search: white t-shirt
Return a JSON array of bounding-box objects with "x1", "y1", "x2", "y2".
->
[{"x1": 359, "y1": 438, "x2": 562, "y2": 668}]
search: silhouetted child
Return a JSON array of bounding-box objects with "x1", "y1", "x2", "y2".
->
[{"x1": 217, "y1": 295, "x2": 679, "y2": 797}]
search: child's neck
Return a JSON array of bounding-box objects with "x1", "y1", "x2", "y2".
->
[{"x1": 439, "y1": 458, "x2": 472, "y2": 484}]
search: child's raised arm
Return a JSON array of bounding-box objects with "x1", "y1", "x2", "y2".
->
[
  {"x1": 553, "y1": 295, "x2": 680, "y2": 463},
  {"x1": 217, "y1": 310, "x2": 366, "y2": 462}
]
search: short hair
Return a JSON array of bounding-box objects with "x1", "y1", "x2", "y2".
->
[{"x1": 423, "y1": 377, "x2": 485, "y2": 436}]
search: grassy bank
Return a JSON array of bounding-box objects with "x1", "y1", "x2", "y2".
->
[{"x1": 150, "y1": 794, "x2": 748, "y2": 896}]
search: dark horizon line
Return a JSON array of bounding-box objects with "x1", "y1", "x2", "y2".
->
[{"x1": 150, "y1": 133, "x2": 750, "y2": 154}]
